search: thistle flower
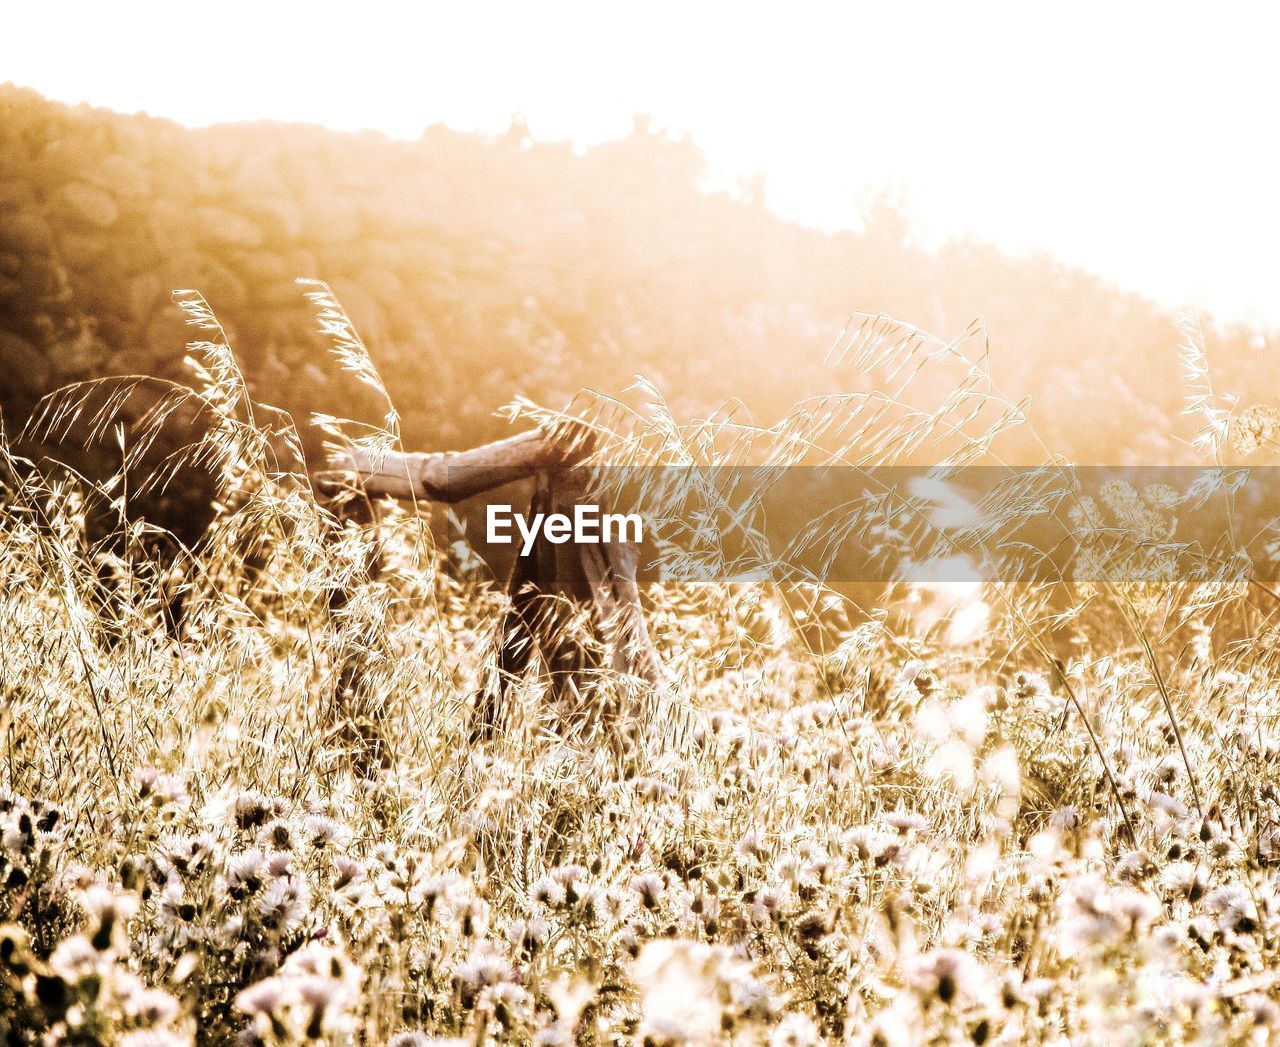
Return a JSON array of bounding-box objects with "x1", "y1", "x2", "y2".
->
[
  {"x1": 883, "y1": 808, "x2": 930, "y2": 834},
  {"x1": 1060, "y1": 878, "x2": 1159, "y2": 952},
  {"x1": 452, "y1": 953, "x2": 514, "y2": 1010},
  {"x1": 265, "y1": 851, "x2": 293, "y2": 878},
  {"x1": 531, "y1": 875, "x2": 567, "y2": 909},
  {"x1": 550, "y1": 863, "x2": 589, "y2": 904},
  {"x1": 420, "y1": 873, "x2": 457, "y2": 919},
  {"x1": 484, "y1": 981, "x2": 531, "y2": 1030},
  {"x1": 843, "y1": 825, "x2": 889, "y2": 861},
  {"x1": 1260, "y1": 825, "x2": 1280, "y2": 865},
  {"x1": 1147, "y1": 791, "x2": 1189, "y2": 821},
  {"x1": 158, "y1": 879, "x2": 196, "y2": 926},
  {"x1": 133, "y1": 767, "x2": 160, "y2": 797},
  {"x1": 237, "y1": 977, "x2": 289, "y2": 1024},
  {"x1": 227, "y1": 849, "x2": 265, "y2": 893},
  {"x1": 508, "y1": 916, "x2": 549, "y2": 955},
  {"x1": 1011, "y1": 671, "x2": 1051, "y2": 704},
  {"x1": 232, "y1": 790, "x2": 273, "y2": 831},
  {"x1": 160, "y1": 833, "x2": 215, "y2": 876},
  {"x1": 772, "y1": 854, "x2": 802, "y2": 887},
  {"x1": 794, "y1": 910, "x2": 830, "y2": 944},
  {"x1": 120, "y1": 984, "x2": 181, "y2": 1027},
  {"x1": 56, "y1": 861, "x2": 96, "y2": 895},
  {"x1": 909, "y1": 948, "x2": 985, "y2": 1006},
  {"x1": 304, "y1": 815, "x2": 351, "y2": 849},
  {"x1": 296, "y1": 975, "x2": 345, "y2": 1029},
  {"x1": 260, "y1": 819, "x2": 296, "y2": 852},
  {"x1": 1153, "y1": 755, "x2": 1181, "y2": 785},
  {"x1": 1161, "y1": 861, "x2": 1206, "y2": 903},
  {"x1": 634, "y1": 939, "x2": 756, "y2": 1044},
  {"x1": 616, "y1": 925, "x2": 642, "y2": 959},
  {"x1": 1115, "y1": 849, "x2": 1156, "y2": 883},
  {"x1": 257, "y1": 875, "x2": 311, "y2": 937},
  {"x1": 333, "y1": 856, "x2": 366, "y2": 890},
  {"x1": 1048, "y1": 806, "x2": 1080, "y2": 832},
  {"x1": 899, "y1": 659, "x2": 938, "y2": 697},
  {"x1": 49, "y1": 934, "x2": 98, "y2": 982},
  {"x1": 237, "y1": 943, "x2": 360, "y2": 1040},
  {"x1": 151, "y1": 775, "x2": 188, "y2": 809},
  {"x1": 631, "y1": 873, "x2": 664, "y2": 910},
  {"x1": 730, "y1": 975, "x2": 775, "y2": 1022},
  {"x1": 457, "y1": 899, "x2": 489, "y2": 938},
  {"x1": 0, "y1": 926, "x2": 33, "y2": 977},
  {"x1": 634, "y1": 777, "x2": 676, "y2": 802},
  {"x1": 79, "y1": 884, "x2": 137, "y2": 951},
  {"x1": 1205, "y1": 885, "x2": 1258, "y2": 935}
]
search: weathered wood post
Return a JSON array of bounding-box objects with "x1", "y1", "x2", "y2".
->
[{"x1": 323, "y1": 423, "x2": 663, "y2": 738}]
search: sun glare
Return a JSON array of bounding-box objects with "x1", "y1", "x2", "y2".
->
[{"x1": 5, "y1": 1, "x2": 1279, "y2": 326}]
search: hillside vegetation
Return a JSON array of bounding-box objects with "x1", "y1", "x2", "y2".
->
[{"x1": 2, "y1": 83, "x2": 1273, "y2": 528}]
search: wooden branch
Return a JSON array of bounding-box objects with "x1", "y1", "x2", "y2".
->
[{"x1": 326, "y1": 426, "x2": 593, "y2": 503}]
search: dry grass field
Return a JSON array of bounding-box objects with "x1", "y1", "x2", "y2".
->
[{"x1": 0, "y1": 293, "x2": 1278, "y2": 1047}]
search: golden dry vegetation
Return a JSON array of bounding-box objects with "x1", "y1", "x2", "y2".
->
[{"x1": 2, "y1": 291, "x2": 1280, "y2": 1047}]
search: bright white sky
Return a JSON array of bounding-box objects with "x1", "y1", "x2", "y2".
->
[{"x1": 6, "y1": 1, "x2": 1279, "y2": 327}]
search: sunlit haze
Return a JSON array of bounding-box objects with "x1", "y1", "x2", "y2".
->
[{"x1": 7, "y1": 1, "x2": 1278, "y2": 326}]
